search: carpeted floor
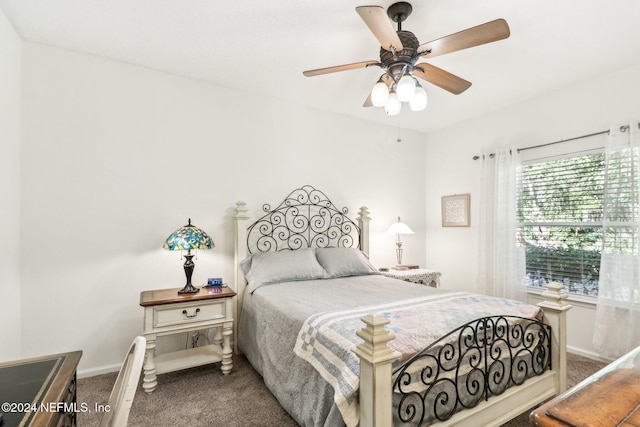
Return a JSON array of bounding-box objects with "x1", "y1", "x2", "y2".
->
[
  {"x1": 77, "y1": 352, "x2": 606, "y2": 426},
  {"x1": 78, "y1": 354, "x2": 297, "y2": 427}
]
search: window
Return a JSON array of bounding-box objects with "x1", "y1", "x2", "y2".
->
[{"x1": 517, "y1": 152, "x2": 605, "y2": 296}]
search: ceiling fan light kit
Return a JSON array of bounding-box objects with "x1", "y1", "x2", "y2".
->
[
  {"x1": 303, "y1": 2, "x2": 510, "y2": 116},
  {"x1": 371, "y1": 78, "x2": 390, "y2": 107},
  {"x1": 396, "y1": 74, "x2": 416, "y2": 102},
  {"x1": 385, "y1": 91, "x2": 402, "y2": 116},
  {"x1": 409, "y1": 84, "x2": 428, "y2": 111}
]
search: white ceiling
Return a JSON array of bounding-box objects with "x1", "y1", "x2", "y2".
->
[{"x1": 2, "y1": 0, "x2": 640, "y2": 133}]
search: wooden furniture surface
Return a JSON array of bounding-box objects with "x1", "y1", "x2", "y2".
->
[
  {"x1": 0, "y1": 350, "x2": 82, "y2": 427},
  {"x1": 380, "y1": 268, "x2": 441, "y2": 288},
  {"x1": 140, "y1": 285, "x2": 235, "y2": 306},
  {"x1": 530, "y1": 345, "x2": 640, "y2": 426},
  {"x1": 139, "y1": 286, "x2": 236, "y2": 393}
]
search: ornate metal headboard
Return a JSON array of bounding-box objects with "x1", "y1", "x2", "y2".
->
[
  {"x1": 246, "y1": 185, "x2": 361, "y2": 254},
  {"x1": 233, "y1": 186, "x2": 370, "y2": 352}
]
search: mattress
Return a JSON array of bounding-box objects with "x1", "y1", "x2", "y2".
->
[{"x1": 237, "y1": 276, "x2": 541, "y2": 427}]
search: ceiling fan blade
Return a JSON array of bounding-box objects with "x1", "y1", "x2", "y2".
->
[
  {"x1": 303, "y1": 60, "x2": 379, "y2": 77},
  {"x1": 412, "y1": 63, "x2": 471, "y2": 94},
  {"x1": 356, "y1": 6, "x2": 403, "y2": 52},
  {"x1": 417, "y1": 18, "x2": 510, "y2": 58},
  {"x1": 363, "y1": 74, "x2": 394, "y2": 107}
]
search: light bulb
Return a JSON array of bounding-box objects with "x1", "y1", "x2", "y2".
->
[
  {"x1": 370, "y1": 80, "x2": 389, "y2": 107},
  {"x1": 409, "y1": 85, "x2": 427, "y2": 111},
  {"x1": 396, "y1": 74, "x2": 416, "y2": 102},
  {"x1": 385, "y1": 91, "x2": 401, "y2": 116}
]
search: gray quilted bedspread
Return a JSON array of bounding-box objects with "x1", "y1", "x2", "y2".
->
[{"x1": 237, "y1": 275, "x2": 443, "y2": 427}]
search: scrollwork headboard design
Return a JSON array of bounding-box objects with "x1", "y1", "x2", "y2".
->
[
  {"x1": 246, "y1": 185, "x2": 361, "y2": 254},
  {"x1": 233, "y1": 186, "x2": 371, "y2": 352}
]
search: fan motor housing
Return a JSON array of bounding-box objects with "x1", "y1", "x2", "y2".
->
[{"x1": 379, "y1": 30, "x2": 419, "y2": 69}]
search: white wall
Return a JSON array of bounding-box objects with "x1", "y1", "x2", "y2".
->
[
  {"x1": 19, "y1": 43, "x2": 427, "y2": 374},
  {"x1": 16, "y1": 38, "x2": 636, "y2": 371},
  {"x1": 0, "y1": 8, "x2": 21, "y2": 361},
  {"x1": 424, "y1": 63, "x2": 640, "y2": 358}
]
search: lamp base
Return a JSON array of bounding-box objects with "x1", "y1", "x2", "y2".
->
[
  {"x1": 178, "y1": 283, "x2": 200, "y2": 294},
  {"x1": 178, "y1": 253, "x2": 199, "y2": 294}
]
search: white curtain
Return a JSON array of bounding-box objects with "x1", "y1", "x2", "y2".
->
[
  {"x1": 593, "y1": 122, "x2": 640, "y2": 358},
  {"x1": 478, "y1": 148, "x2": 526, "y2": 302}
]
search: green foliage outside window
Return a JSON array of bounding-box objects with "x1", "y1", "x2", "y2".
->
[
  {"x1": 518, "y1": 153, "x2": 605, "y2": 296},
  {"x1": 524, "y1": 245, "x2": 600, "y2": 295}
]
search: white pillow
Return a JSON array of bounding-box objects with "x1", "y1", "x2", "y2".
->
[
  {"x1": 243, "y1": 248, "x2": 328, "y2": 293},
  {"x1": 314, "y1": 247, "x2": 379, "y2": 278}
]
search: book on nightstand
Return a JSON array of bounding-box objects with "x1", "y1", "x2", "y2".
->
[{"x1": 393, "y1": 265, "x2": 420, "y2": 270}]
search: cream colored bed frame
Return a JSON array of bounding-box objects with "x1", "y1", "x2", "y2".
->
[{"x1": 233, "y1": 199, "x2": 571, "y2": 427}]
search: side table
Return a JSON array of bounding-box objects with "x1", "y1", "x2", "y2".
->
[
  {"x1": 139, "y1": 286, "x2": 236, "y2": 393},
  {"x1": 381, "y1": 268, "x2": 441, "y2": 288}
]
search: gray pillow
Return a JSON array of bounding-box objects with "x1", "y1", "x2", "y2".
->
[
  {"x1": 243, "y1": 248, "x2": 328, "y2": 293},
  {"x1": 314, "y1": 247, "x2": 380, "y2": 278}
]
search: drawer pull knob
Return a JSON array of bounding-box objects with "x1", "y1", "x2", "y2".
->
[{"x1": 182, "y1": 308, "x2": 200, "y2": 318}]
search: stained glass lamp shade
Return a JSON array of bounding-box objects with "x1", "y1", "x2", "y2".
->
[{"x1": 163, "y1": 218, "x2": 215, "y2": 294}]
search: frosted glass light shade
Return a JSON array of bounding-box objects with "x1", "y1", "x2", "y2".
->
[
  {"x1": 396, "y1": 75, "x2": 416, "y2": 102},
  {"x1": 386, "y1": 220, "x2": 414, "y2": 235},
  {"x1": 385, "y1": 92, "x2": 401, "y2": 116},
  {"x1": 371, "y1": 81, "x2": 389, "y2": 107},
  {"x1": 409, "y1": 85, "x2": 428, "y2": 111}
]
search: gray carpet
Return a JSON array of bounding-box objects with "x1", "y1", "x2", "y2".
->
[{"x1": 77, "y1": 352, "x2": 606, "y2": 426}]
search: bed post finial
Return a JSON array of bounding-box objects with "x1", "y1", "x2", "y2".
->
[
  {"x1": 353, "y1": 313, "x2": 400, "y2": 427},
  {"x1": 358, "y1": 206, "x2": 371, "y2": 256},
  {"x1": 540, "y1": 281, "x2": 569, "y2": 307},
  {"x1": 234, "y1": 201, "x2": 250, "y2": 354},
  {"x1": 537, "y1": 281, "x2": 572, "y2": 393}
]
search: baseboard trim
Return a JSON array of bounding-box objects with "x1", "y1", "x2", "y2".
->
[
  {"x1": 567, "y1": 345, "x2": 614, "y2": 364},
  {"x1": 77, "y1": 362, "x2": 121, "y2": 379}
]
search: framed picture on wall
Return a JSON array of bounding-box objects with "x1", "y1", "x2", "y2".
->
[{"x1": 441, "y1": 194, "x2": 470, "y2": 227}]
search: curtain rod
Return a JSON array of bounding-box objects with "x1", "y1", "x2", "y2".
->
[{"x1": 472, "y1": 123, "x2": 639, "y2": 160}]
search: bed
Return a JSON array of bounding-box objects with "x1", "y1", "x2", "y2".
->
[{"x1": 232, "y1": 185, "x2": 571, "y2": 427}]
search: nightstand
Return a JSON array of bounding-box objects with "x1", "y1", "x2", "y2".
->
[
  {"x1": 381, "y1": 268, "x2": 441, "y2": 288},
  {"x1": 139, "y1": 286, "x2": 236, "y2": 393}
]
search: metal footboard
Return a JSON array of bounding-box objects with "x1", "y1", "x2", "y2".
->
[{"x1": 392, "y1": 315, "x2": 552, "y2": 426}]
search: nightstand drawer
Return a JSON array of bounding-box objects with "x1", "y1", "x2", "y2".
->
[{"x1": 153, "y1": 300, "x2": 226, "y2": 328}]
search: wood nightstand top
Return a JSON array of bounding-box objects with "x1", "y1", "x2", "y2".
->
[{"x1": 140, "y1": 286, "x2": 236, "y2": 307}]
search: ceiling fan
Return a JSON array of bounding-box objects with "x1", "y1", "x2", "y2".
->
[{"x1": 303, "y1": 2, "x2": 510, "y2": 115}]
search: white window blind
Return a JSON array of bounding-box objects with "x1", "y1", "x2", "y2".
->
[{"x1": 517, "y1": 152, "x2": 605, "y2": 296}]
